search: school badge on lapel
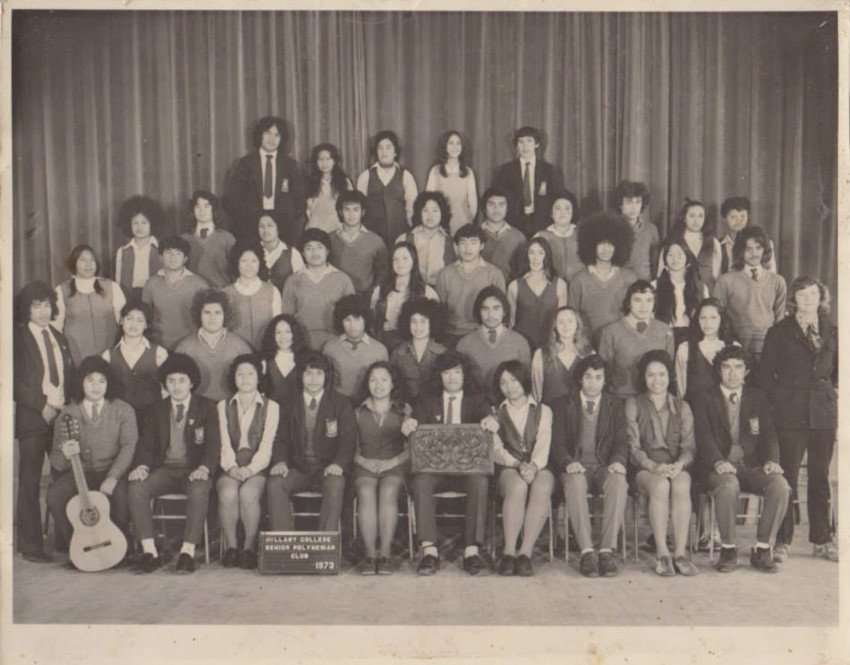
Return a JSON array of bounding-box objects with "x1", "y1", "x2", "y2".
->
[
  {"x1": 325, "y1": 419, "x2": 338, "y2": 437},
  {"x1": 194, "y1": 427, "x2": 205, "y2": 444},
  {"x1": 749, "y1": 417, "x2": 760, "y2": 436},
  {"x1": 281, "y1": 178, "x2": 290, "y2": 193},
  {"x1": 538, "y1": 181, "x2": 547, "y2": 197}
]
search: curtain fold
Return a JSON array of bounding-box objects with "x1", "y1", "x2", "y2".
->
[{"x1": 11, "y1": 10, "x2": 837, "y2": 299}]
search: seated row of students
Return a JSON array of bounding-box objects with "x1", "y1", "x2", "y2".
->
[{"x1": 16, "y1": 270, "x2": 837, "y2": 572}]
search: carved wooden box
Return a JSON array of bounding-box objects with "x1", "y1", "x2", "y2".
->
[{"x1": 409, "y1": 424, "x2": 494, "y2": 475}]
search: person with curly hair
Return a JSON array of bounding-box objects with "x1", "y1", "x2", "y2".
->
[
  {"x1": 718, "y1": 196, "x2": 777, "y2": 274},
  {"x1": 533, "y1": 189, "x2": 583, "y2": 282},
  {"x1": 321, "y1": 294, "x2": 389, "y2": 403},
  {"x1": 174, "y1": 289, "x2": 252, "y2": 402},
  {"x1": 389, "y1": 297, "x2": 447, "y2": 403},
  {"x1": 356, "y1": 130, "x2": 418, "y2": 247},
  {"x1": 615, "y1": 180, "x2": 658, "y2": 280},
  {"x1": 712, "y1": 225, "x2": 787, "y2": 359},
  {"x1": 304, "y1": 142, "x2": 354, "y2": 234},
  {"x1": 222, "y1": 240, "x2": 282, "y2": 351},
  {"x1": 180, "y1": 190, "x2": 236, "y2": 288},
  {"x1": 424, "y1": 130, "x2": 478, "y2": 235},
  {"x1": 113, "y1": 195, "x2": 165, "y2": 300},
  {"x1": 224, "y1": 115, "x2": 306, "y2": 245},
  {"x1": 396, "y1": 191, "x2": 457, "y2": 287},
  {"x1": 652, "y1": 239, "x2": 709, "y2": 349},
  {"x1": 141, "y1": 236, "x2": 209, "y2": 350},
  {"x1": 54, "y1": 244, "x2": 126, "y2": 365},
  {"x1": 661, "y1": 199, "x2": 722, "y2": 292},
  {"x1": 568, "y1": 211, "x2": 637, "y2": 342},
  {"x1": 260, "y1": 313, "x2": 309, "y2": 405}
]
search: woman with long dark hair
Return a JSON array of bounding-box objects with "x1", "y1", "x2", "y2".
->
[
  {"x1": 305, "y1": 143, "x2": 354, "y2": 234},
  {"x1": 424, "y1": 130, "x2": 478, "y2": 235},
  {"x1": 652, "y1": 239, "x2": 708, "y2": 349}
]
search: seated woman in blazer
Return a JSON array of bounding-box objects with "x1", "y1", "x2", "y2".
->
[{"x1": 266, "y1": 351, "x2": 356, "y2": 534}]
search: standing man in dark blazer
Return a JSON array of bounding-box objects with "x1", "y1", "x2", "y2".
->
[
  {"x1": 549, "y1": 354, "x2": 629, "y2": 578},
  {"x1": 14, "y1": 281, "x2": 75, "y2": 563},
  {"x1": 126, "y1": 353, "x2": 220, "y2": 574},
  {"x1": 756, "y1": 276, "x2": 838, "y2": 563},
  {"x1": 693, "y1": 345, "x2": 790, "y2": 573},
  {"x1": 266, "y1": 351, "x2": 356, "y2": 532},
  {"x1": 492, "y1": 126, "x2": 565, "y2": 238},
  {"x1": 402, "y1": 350, "x2": 493, "y2": 576},
  {"x1": 224, "y1": 116, "x2": 306, "y2": 246}
]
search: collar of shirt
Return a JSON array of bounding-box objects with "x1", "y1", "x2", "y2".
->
[
  {"x1": 521, "y1": 157, "x2": 537, "y2": 169},
  {"x1": 483, "y1": 325, "x2": 504, "y2": 341},
  {"x1": 442, "y1": 390, "x2": 464, "y2": 408},
  {"x1": 198, "y1": 328, "x2": 227, "y2": 348},
  {"x1": 588, "y1": 264, "x2": 619, "y2": 280},
  {"x1": 233, "y1": 278, "x2": 264, "y2": 296},
  {"x1": 625, "y1": 315, "x2": 652, "y2": 330},
  {"x1": 264, "y1": 240, "x2": 289, "y2": 266},
  {"x1": 482, "y1": 221, "x2": 511, "y2": 237},
  {"x1": 648, "y1": 392, "x2": 677, "y2": 415},
  {"x1": 413, "y1": 225, "x2": 449, "y2": 239},
  {"x1": 501, "y1": 396, "x2": 537, "y2": 411},
  {"x1": 630, "y1": 217, "x2": 646, "y2": 233},
  {"x1": 719, "y1": 233, "x2": 734, "y2": 247},
  {"x1": 544, "y1": 224, "x2": 575, "y2": 238},
  {"x1": 456, "y1": 258, "x2": 486, "y2": 273},
  {"x1": 342, "y1": 334, "x2": 371, "y2": 348},
  {"x1": 195, "y1": 223, "x2": 214, "y2": 238},
  {"x1": 371, "y1": 162, "x2": 399, "y2": 172},
  {"x1": 156, "y1": 267, "x2": 194, "y2": 278},
  {"x1": 118, "y1": 336, "x2": 151, "y2": 350},
  {"x1": 299, "y1": 264, "x2": 337, "y2": 282},
  {"x1": 795, "y1": 314, "x2": 819, "y2": 333},
  {"x1": 580, "y1": 392, "x2": 599, "y2": 410},
  {"x1": 230, "y1": 392, "x2": 264, "y2": 408},
  {"x1": 29, "y1": 321, "x2": 53, "y2": 340},
  {"x1": 84, "y1": 398, "x2": 105, "y2": 418},
  {"x1": 337, "y1": 226, "x2": 366, "y2": 242},
  {"x1": 260, "y1": 149, "x2": 277, "y2": 161},
  {"x1": 719, "y1": 384, "x2": 741, "y2": 404},
  {"x1": 121, "y1": 236, "x2": 159, "y2": 251},
  {"x1": 171, "y1": 395, "x2": 192, "y2": 414},
  {"x1": 72, "y1": 276, "x2": 98, "y2": 293},
  {"x1": 746, "y1": 265, "x2": 763, "y2": 280},
  {"x1": 303, "y1": 391, "x2": 324, "y2": 407}
]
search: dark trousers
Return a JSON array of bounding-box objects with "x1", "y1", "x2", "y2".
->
[
  {"x1": 777, "y1": 428, "x2": 836, "y2": 545},
  {"x1": 16, "y1": 432, "x2": 52, "y2": 554},
  {"x1": 266, "y1": 464, "x2": 346, "y2": 531},
  {"x1": 706, "y1": 467, "x2": 790, "y2": 545},
  {"x1": 411, "y1": 473, "x2": 488, "y2": 548},
  {"x1": 127, "y1": 466, "x2": 213, "y2": 544},
  {"x1": 46, "y1": 470, "x2": 130, "y2": 545}
]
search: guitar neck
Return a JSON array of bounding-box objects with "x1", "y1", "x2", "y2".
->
[{"x1": 69, "y1": 454, "x2": 93, "y2": 512}]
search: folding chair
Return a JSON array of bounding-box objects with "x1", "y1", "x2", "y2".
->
[
  {"x1": 699, "y1": 491, "x2": 764, "y2": 561},
  {"x1": 353, "y1": 495, "x2": 416, "y2": 561},
  {"x1": 152, "y1": 493, "x2": 211, "y2": 565}
]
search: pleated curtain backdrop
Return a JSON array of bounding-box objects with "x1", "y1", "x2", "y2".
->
[{"x1": 11, "y1": 10, "x2": 838, "y2": 298}]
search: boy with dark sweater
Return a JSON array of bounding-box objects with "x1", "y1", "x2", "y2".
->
[
  {"x1": 479, "y1": 187, "x2": 528, "y2": 283},
  {"x1": 615, "y1": 180, "x2": 658, "y2": 281},
  {"x1": 329, "y1": 190, "x2": 389, "y2": 299}
]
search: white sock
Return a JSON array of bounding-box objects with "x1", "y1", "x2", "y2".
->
[
  {"x1": 180, "y1": 542, "x2": 196, "y2": 557},
  {"x1": 598, "y1": 548, "x2": 612, "y2": 554},
  {"x1": 720, "y1": 543, "x2": 736, "y2": 549},
  {"x1": 756, "y1": 542, "x2": 770, "y2": 550},
  {"x1": 581, "y1": 547, "x2": 595, "y2": 555},
  {"x1": 463, "y1": 545, "x2": 479, "y2": 559},
  {"x1": 141, "y1": 538, "x2": 158, "y2": 557},
  {"x1": 421, "y1": 542, "x2": 438, "y2": 558}
]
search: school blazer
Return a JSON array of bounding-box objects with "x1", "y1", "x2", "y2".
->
[
  {"x1": 13, "y1": 323, "x2": 75, "y2": 439},
  {"x1": 492, "y1": 158, "x2": 565, "y2": 235},
  {"x1": 271, "y1": 390, "x2": 356, "y2": 470},
  {"x1": 224, "y1": 151, "x2": 306, "y2": 241},
  {"x1": 549, "y1": 391, "x2": 629, "y2": 471},
  {"x1": 412, "y1": 392, "x2": 491, "y2": 426},
  {"x1": 132, "y1": 396, "x2": 221, "y2": 473},
  {"x1": 692, "y1": 385, "x2": 779, "y2": 478},
  {"x1": 755, "y1": 316, "x2": 837, "y2": 430}
]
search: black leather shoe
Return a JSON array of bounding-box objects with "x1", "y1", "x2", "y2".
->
[
  {"x1": 463, "y1": 553, "x2": 489, "y2": 576},
  {"x1": 22, "y1": 550, "x2": 53, "y2": 563},
  {"x1": 498, "y1": 554, "x2": 516, "y2": 576},
  {"x1": 417, "y1": 554, "x2": 440, "y2": 576},
  {"x1": 598, "y1": 551, "x2": 619, "y2": 577},
  {"x1": 359, "y1": 557, "x2": 378, "y2": 575},
  {"x1": 376, "y1": 557, "x2": 394, "y2": 575},
  {"x1": 579, "y1": 551, "x2": 599, "y2": 577},
  {"x1": 239, "y1": 549, "x2": 258, "y2": 570},
  {"x1": 222, "y1": 548, "x2": 240, "y2": 568},
  {"x1": 715, "y1": 546, "x2": 738, "y2": 573},
  {"x1": 175, "y1": 553, "x2": 196, "y2": 574},
  {"x1": 136, "y1": 553, "x2": 162, "y2": 574},
  {"x1": 750, "y1": 546, "x2": 778, "y2": 573},
  {"x1": 515, "y1": 554, "x2": 533, "y2": 577}
]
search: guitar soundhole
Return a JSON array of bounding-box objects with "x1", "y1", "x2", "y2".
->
[{"x1": 80, "y1": 507, "x2": 101, "y2": 527}]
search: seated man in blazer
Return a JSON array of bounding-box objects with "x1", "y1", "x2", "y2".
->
[
  {"x1": 126, "y1": 353, "x2": 219, "y2": 573},
  {"x1": 550, "y1": 354, "x2": 629, "y2": 578},
  {"x1": 402, "y1": 350, "x2": 493, "y2": 576},
  {"x1": 492, "y1": 126, "x2": 565, "y2": 238},
  {"x1": 14, "y1": 281, "x2": 75, "y2": 563},
  {"x1": 266, "y1": 351, "x2": 356, "y2": 532},
  {"x1": 693, "y1": 345, "x2": 790, "y2": 573},
  {"x1": 224, "y1": 115, "x2": 306, "y2": 245}
]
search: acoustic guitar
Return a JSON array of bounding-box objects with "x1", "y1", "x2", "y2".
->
[{"x1": 60, "y1": 413, "x2": 128, "y2": 572}]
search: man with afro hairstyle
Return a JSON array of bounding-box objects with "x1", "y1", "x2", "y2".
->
[{"x1": 568, "y1": 211, "x2": 637, "y2": 343}]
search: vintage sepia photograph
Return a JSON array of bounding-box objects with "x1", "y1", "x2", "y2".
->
[{"x1": 1, "y1": 2, "x2": 846, "y2": 663}]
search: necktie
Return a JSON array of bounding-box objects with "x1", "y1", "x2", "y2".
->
[
  {"x1": 200, "y1": 228, "x2": 209, "y2": 240},
  {"x1": 446, "y1": 396, "x2": 456, "y2": 424},
  {"x1": 309, "y1": 397, "x2": 318, "y2": 412},
  {"x1": 806, "y1": 324, "x2": 821, "y2": 352},
  {"x1": 750, "y1": 268, "x2": 758, "y2": 280},
  {"x1": 348, "y1": 339, "x2": 361, "y2": 351},
  {"x1": 42, "y1": 329, "x2": 59, "y2": 387},
  {"x1": 91, "y1": 401, "x2": 99, "y2": 421},
  {"x1": 264, "y1": 154, "x2": 273, "y2": 198},
  {"x1": 522, "y1": 162, "x2": 532, "y2": 208},
  {"x1": 728, "y1": 392, "x2": 739, "y2": 406},
  {"x1": 586, "y1": 400, "x2": 595, "y2": 415},
  {"x1": 636, "y1": 321, "x2": 648, "y2": 334},
  {"x1": 488, "y1": 329, "x2": 497, "y2": 344},
  {"x1": 175, "y1": 403, "x2": 185, "y2": 423}
]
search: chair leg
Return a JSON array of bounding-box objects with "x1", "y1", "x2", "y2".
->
[
  {"x1": 352, "y1": 497, "x2": 358, "y2": 541},
  {"x1": 407, "y1": 496, "x2": 417, "y2": 561},
  {"x1": 709, "y1": 495, "x2": 716, "y2": 562},
  {"x1": 203, "y1": 518, "x2": 210, "y2": 566},
  {"x1": 633, "y1": 496, "x2": 639, "y2": 563},
  {"x1": 547, "y1": 503, "x2": 554, "y2": 562}
]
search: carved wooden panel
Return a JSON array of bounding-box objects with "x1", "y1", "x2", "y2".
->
[{"x1": 410, "y1": 424, "x2": 494, "y2": 475}]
